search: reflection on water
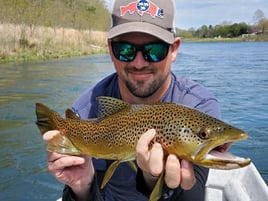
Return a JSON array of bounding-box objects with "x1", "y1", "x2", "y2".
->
[{"x1": 0, "y1": 43, "x2": 267, "y2": 200}]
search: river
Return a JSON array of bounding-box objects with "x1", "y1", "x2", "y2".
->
[{"x1": 0, "y1": 42, "x2": 267, "y2": 200}]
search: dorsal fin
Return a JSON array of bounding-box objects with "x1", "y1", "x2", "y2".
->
[
  {"x1": 97, "y1": 96, "x2": 130, "y2": 120},
  {"x1": 65, "y1": 109, "x2": 80, "y2": 120}
]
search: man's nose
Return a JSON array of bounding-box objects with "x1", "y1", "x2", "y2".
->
[{"x1": 129, "y1": 51, "x2": 149, "y2": 69}]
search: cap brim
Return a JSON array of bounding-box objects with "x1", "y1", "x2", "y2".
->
[{"x1": 108, "y1": 22, "x2": 175, "y2": 44}]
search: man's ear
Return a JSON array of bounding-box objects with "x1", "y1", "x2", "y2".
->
[
  {"x1": 107, "y1": 39, "x2": 116, "y2": 62},
  {"x1": 171, "y1": 37, "x2": 181, "y2": 62}
]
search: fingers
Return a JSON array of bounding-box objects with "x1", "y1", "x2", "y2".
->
[
  {"x1": 149, "y1": 143, "x2": 164, "y2": 176},
  {"x1": 180, "y1": 160, "x2": 196, "y2": 190},
  {"x1": 41, "y1": 130, "x2": 94, "y2": 197},
  {"x1": 43, "y1": 130, "x2": 60, "y2": 143},
  {"x1": 136, "y1": 129, "x2": 156, "y2": 154},
  {"x1": 43, "y1": 130, "x2": 88, "y2": 171},
  {"x1": 136, "y1": 129, "x2": 196, "y2": 190},
  {"x1": 45, "y1": 143, "x2": 94, "y2": 185},
  {"x1": 164, "y1": 154, "x2": 181, "y2": 188},
  {"x1": 43, "y1": 130, "x2": 88, "y2": 176},
  {"x1": 164, "y1": 157, "x2": 196, "y2": 190},
  {"x1": 48, "y1": 152, "x2": 85, "y2": 170},
  {"x1": 136, "y1": 129, "x2": 156, "y2": 172},
  {"x1": 136, "y1": 129, "x2": 164, "y2": 176}
]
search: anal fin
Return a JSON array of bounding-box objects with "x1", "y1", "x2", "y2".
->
[
  {"x1": 128, "y1": 161, "x2": 138, "y2": 172},
  {"x1": 149, "y1": 172, "x2": 164, "y2": 201},
  {"x1": 101, "y1": 160, "x2": 121, "y2": 189}
]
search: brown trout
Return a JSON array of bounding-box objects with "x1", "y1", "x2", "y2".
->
[{"x1": 35, "y1": 96, "x2": 250, "y2": 200}]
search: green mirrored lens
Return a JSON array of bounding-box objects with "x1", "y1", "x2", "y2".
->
[
  {"x1": 111, "y1": 42, "x2": 169, "y2": 62},
  {"x1": 112, "y1": 43, "x2": 136, "y2": 62},
  {"x1": 144, "y1": 43, "x2": 169, "y2": 62}
]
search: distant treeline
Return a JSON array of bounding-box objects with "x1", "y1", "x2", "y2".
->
[
  {"x1": 178, "y1": 9, "x2": 268, "y2": 40},
  {"x1": 178, "y1": 22, "x2": 266, "y2": 39},
  {"x1": 185, "y1": 23, "x2": 250, "y2": 38},
  {"x1": 0, "y1": 0, "x2": 110, "y2": 31}
]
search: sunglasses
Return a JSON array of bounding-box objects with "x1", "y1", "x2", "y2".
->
[{"x1": 111, "y1": 41, "x2": 170, "y2": 62}]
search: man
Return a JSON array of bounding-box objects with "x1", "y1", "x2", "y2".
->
[{"x1": 43, "y1": 0, "x2": 220, "y2": 200}]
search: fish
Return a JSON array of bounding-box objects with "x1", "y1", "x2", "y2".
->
[{"x1": 35, "y1": 96, "x2": 251, "y2": 201}]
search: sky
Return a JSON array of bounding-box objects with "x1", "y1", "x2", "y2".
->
[{"x1": 104, "y1": 0, "x2": 268, "y2": 29}]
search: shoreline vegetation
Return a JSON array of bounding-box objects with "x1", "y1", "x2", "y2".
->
[
  {"x1": 182, "y1": 34, "x2": 268, "y2": 42},
  {"x1": 0, "y1": 23, "x2": 108, "y2": 63},
  {"x1": 0, "y1": 0, "x2": 110, "y2": 63},
  {"x1": 0, "y1": 23, "x2": 267, "y2": 64}
]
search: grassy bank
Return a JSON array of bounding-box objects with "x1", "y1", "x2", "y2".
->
[
  {"x1": 182, "y1": 37, "x2": 243, "y2": 42},
  {"x1": 181, "y1": 33, "x2": 268, "y2": 42},
  {"x1": 0, "y1": 23, "x2": 108, "y2": 63},
  {"x1": 1, "y1": 23, "x2": 267, "y2": 64}
]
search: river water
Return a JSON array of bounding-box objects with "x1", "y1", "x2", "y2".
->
[{"x1": 0, "y1": 42, "x2": 267, "y2": 200}]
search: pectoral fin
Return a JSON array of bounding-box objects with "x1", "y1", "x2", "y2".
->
[
  {"x1": 149, "y1": 172, "x2": 164, "y2": 201},
  {"x1": 101, "y1": 160, "x2": 121, "y2": 189}
]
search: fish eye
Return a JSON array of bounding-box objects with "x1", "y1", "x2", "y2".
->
[{"x1": 198, "y1": 128, "x2": 210, "y2": 139}]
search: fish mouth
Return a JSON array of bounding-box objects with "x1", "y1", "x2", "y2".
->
[
  {"x1": 197, "y1": 133, "x2": 251, "y2": 169},
  {"x1": 207, "y1": 142, "x2": 246, "y2": 162}
]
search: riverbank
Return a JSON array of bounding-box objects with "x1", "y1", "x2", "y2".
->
[
  {"x1": 0, "y1": 23, "x2": 108, "y2": 63},
  {"x1": 182, "y1": 33, "x2": 268, "y2": 42},
  {"x1": 1, "y1": 23, "x2": 267, "y2": 64}
]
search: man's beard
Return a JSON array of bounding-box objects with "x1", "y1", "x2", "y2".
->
[{"x1": 124, "y1": 72, "x2": 169, "y2": 98}]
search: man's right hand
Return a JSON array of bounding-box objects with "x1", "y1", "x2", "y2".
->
[{"x1": 43, "y1": 130, "x2": 94, "y2": 201}]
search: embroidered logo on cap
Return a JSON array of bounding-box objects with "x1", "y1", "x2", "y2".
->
[{"x1": 120, "y1": 0, "x2": 163, "y2": 18}]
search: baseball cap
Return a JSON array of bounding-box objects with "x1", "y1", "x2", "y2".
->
[{"x1": 108, "y1": 0, "x2": 176, "y2": 44}]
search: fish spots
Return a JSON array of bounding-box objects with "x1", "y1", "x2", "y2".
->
[{"x1": 36, "y1": 98, "x2": 249, "y2": 170}]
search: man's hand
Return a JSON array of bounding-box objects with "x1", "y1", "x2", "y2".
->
[
  {"x1": 136, "y1": 129, "x2": 196, "y2": 190},
  {"x1": 43, "y1": 130, "x2": 94, "y2": 201}
]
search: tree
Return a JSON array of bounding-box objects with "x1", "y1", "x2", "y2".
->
[
  {"x1": 229, "y1": 23, "x2": 249, "y2": 37},
  {"x1": 253, "y1": 9, "x2": 267, "y2": 33},
  {"x1": 253, "y1": 9, "x2": 265, "y2": 25},
  {"x1": 214, "y1": 25, "x2": 228, "y2": 38},
  {"x1": 198, "y1": 25, "x2": 208, "y2": 38},
  {"x1": 0, "y1": 0, "x2": 110, "y2": 31}
]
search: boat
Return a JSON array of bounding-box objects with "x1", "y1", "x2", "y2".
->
[
  {"x1": 205, "y1": 163, "x2": 268, "y2": 201},
  {"x1": 57, "y1": 163, "x2": 268, "y2": 201}
]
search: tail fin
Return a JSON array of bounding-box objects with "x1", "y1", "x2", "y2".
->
[
  {"x1": 35, "y1": 103, "x2": 82, "y2": 155},
  {"x1": 35, "y1": 103, "x2": 59, "y2": 134}
]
